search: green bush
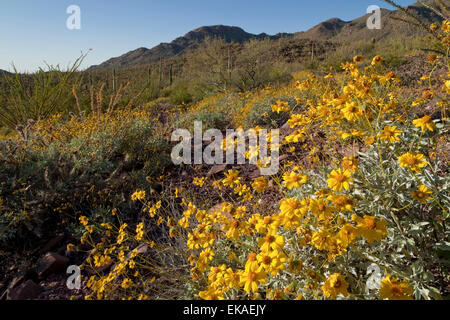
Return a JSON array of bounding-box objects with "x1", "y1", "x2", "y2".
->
[
  {"x1": 174, "y1": 110, "x2": 230, "y2": 132},
  {"x1": 242, "y1": 95, "x2": 297, "y2": 129}
]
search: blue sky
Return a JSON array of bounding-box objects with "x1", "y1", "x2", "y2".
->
[{"x1": 0, "y1": 0, "x2": 417, "y2": 72}]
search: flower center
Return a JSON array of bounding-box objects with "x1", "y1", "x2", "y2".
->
[
  {"x1": 333, "y1": 280, "x2": 342, "y2": 288},
  {"x1": 365, "y1": 219, "x2": 377, "y2": 230},
  {"x1": 391, "y1": 285, "x2": 404, "y2": 297},
  {"x1": 334, "y1": 174, "x2": 346, "y2": 183},
  {"x1": 248, "y1": 272, "x2": 256, "y2": 282},
  {"x1": 406, "y1": 156, "x2": 417, "y2": 166},
  {"x1": 288, "y1": 201, "x2": 300, "y2": 210},
  {"x1": 262, "y1": 256, "x2": 272, "y2": 265},
  {"x1": 264, "y1": 217, "x2": 272, "y2": 225}
]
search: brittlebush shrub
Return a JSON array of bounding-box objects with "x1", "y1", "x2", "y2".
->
[
  {"x1": 0, "y1": 108, "x2": 171, "y2": 248},
  {"x1": 75, "y1": 20, "x2": 449, "y2": 300},
  {"x1": 242, "y1": 95, "x2": 297, "y2": 129}
]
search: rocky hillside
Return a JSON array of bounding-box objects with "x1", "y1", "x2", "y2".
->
[
  {"x1": 295, "y1": 3, "x2": 444, "y2": 42},
  {"x1": 89, "y1": 26, "x2": 292, "y2": 70}
]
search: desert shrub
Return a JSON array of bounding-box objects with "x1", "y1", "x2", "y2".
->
[
  {"x1": 0, "y1": 57, "x2": 85, "y2": 130},
  {"x1": 174, "y1": 110, "x2": 231, "y2": 132},
  {"x1": 242, "y1": 95, "x2": 297, "y2": 129},
  {"x1": 321, "y1": 36, "x2": 426, "y2": 72},
  {"x1": 0, "y1": 109, "x2": 171, "y2": 249},
  {"x1": 168, "y1": 82, "x2": 194, "y2": 105}
]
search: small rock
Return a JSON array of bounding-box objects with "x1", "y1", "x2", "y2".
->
[
  {"x1": 281, "y1": 122, "x2": 290, "y2": 130},
  {"x1": 40, "y1": 234, "x2": 65, "y2": 253},
  {"x1": 280, "y1": 122, "x2": 293, "y2": 136},
  {"x1": 249, "y1": 168, "x2": 261, "y2": 179},
  {"x1": 207, "y1": 164, "x2": 227, "y2": 177},
  {"x1": 7, "y1": 280, "x2": 41, "y2": 300},
  {"x1": 1, "y1": 274, "x2": 31, "y2": 300},
  {"x1": 36, "y1": 252, "x2": 70, "y2": 278},
  {"x1": 133, "y1": 244, "x2": 148, "y2": 255}
]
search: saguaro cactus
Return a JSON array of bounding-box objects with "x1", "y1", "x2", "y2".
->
[
  {"x1": 148, "y1": 66, "x2": 152, "y2": 86},
  {"x1": 112, "y1": 68, "x2": 117, "y2": 93},
  {"x1": 159, "y1": 58, "x2": 163, "y2": 89}
]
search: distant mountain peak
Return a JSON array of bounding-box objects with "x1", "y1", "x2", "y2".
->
[
  {"x1": 190, "y1": 25, "x2": 245, "y2": 33},
  {"x1": 89, "y1": 25, "x2": 288, "y2": 70},
  {"x1": 325, "y1": 18, "x2": 346, "y2": 24}
]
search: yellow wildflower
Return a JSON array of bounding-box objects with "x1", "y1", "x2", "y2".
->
[
  {"x1": 252, "y1": 176, "x2": 268, "y2": 193},
  {"x1": 412, "y1": 185, "x2": 433, "y2": 204},
  {"x1": 379, "y1": 274, "x2": 413, "y2": 300},
  {"x1": 341, "y1": 102, "x2": 362, "y2": 122},
  {"x1": 342, "y1": 157, "x2": 358, "y2": 172},
  {"x1": 377, "y1": 125, "x2": 403, "y2": 143},
  {"x1": 240, "y1": 264, "x2": 267, "y2": 293},
  {"x1": 327, "y1": 169, "x2": 353, "y2": 192},
  {"x1": 131, "y1": 190, "x2": 146, "y2": 201},
  {"x1": 371, "y1": 55, "x2": 382, "y2": 66},
  {"x1": 352, "y1": 215, "x2": 387, "y2": 243},
  {"x1": 283, "y1": 171, "x2": 307, "y2": 190},
  {"x1": 121, "y1": 278, "x2": 133, "y2": 289},
  {"x1": 321, "y1": 273, "x2": 349, "y2": 299},
  {"x1": 271, "y1": 100, "x2": 290, "y2": 114},
  {"x1": 193, "y1": 177, "x2": 207, "y2": 187},
  {"x1": 412, "y1": 115, "x2": 436, "y2": 132},
  {"x1": 442, "y1": 20, "x2": 450, "y2": 33},
  {"x1": 353, "y1": 55, "x2": 365, "y2": 64},
  {"x1": 135, "y1": 222, "x2": 144, "y2": 241},
  {"x1": 398, "y1": 152, "x2": 427, "y2": 173},
  {"x1": 258, "y1": 232, "x2": 285, "y2": 252},
  {"x1": 222, "y1": 170, "x2": 241, "y2": 188}
]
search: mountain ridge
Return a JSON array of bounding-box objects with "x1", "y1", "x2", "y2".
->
[
  {"x1": 89, "y1": 1, "x2": 444, "y2": 70},
  {"x1": 88, "y1": 25, "x2": 293, "y2": 70}
]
